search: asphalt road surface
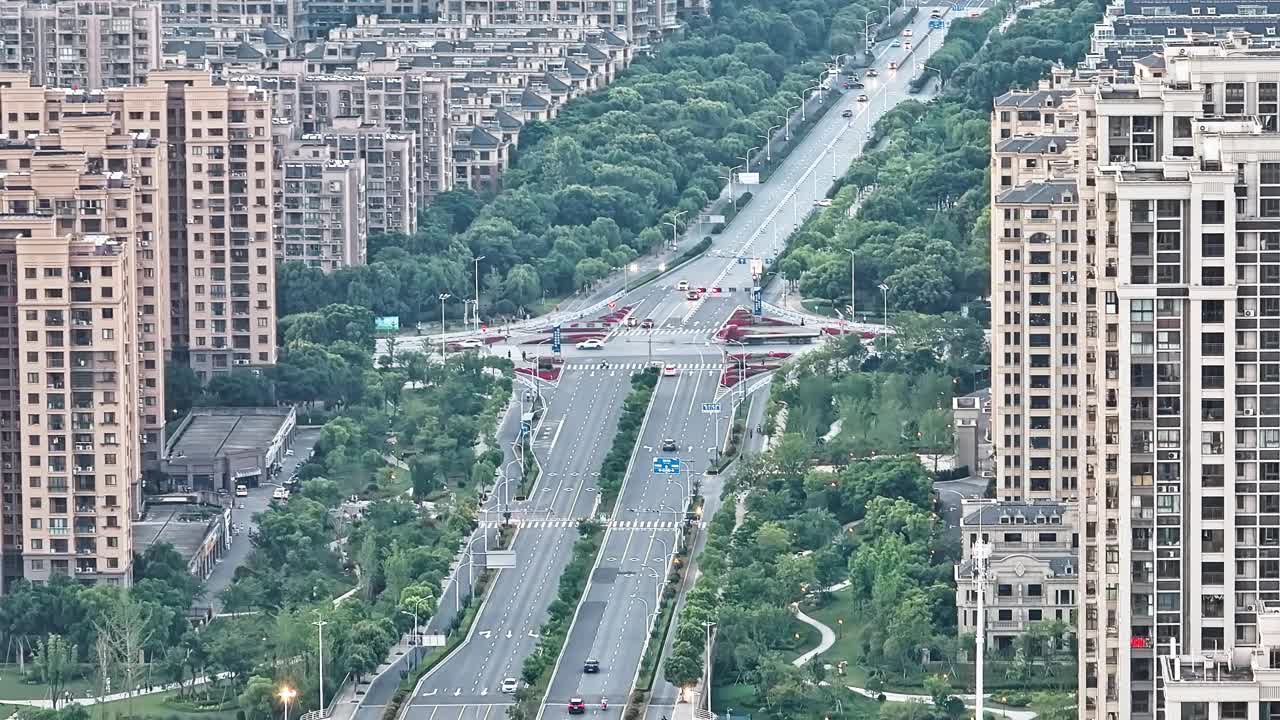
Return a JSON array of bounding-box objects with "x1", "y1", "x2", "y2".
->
[{"x1": 401, "y1": 371, "x2": 628, "y2": 720}]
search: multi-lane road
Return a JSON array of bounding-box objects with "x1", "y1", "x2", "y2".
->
[{"x1": 385, "y1": 9, "x2": 957, "y2": 720}]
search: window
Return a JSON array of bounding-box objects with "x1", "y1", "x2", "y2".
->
[{"x1": 1131, "y1": 299, "x2": 1154, "y2": 322}]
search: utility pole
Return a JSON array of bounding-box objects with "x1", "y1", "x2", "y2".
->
[
  {"x1": 702, "y1": 621, "x2": 717, "y2": 715},
  {"x1": 473, "y1": 256, "x2": 486, "y2": 333},
  {"x1": 846, "y1": 249, "x2": 856, "y2": 323}
]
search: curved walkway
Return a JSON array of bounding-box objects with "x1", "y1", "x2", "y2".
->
[
  {"x1": 847, "y1": 686, "x2": 1039, "y2": 720},
  {"x1": 791, "y1": 604, "x2": 837, "y2": 667}
]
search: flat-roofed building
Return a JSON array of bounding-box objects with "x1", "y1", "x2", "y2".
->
[{"x1": 0, "y1": 0, "x2": 162, "y2": 89}]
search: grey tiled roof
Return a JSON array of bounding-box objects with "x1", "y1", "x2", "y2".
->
[
  {"x1": 993, "y1": 89, "x2": 1072, "y2": 109},
  {"x1": 962, "y1": 500, "x2": 1068, "y2": 527},
  {"x1": 996, "y1": 180, "x2": 1078, "y2": 205},
  {"x1": 994, "y1": 134, "x2": 1074, "y2": 154}
]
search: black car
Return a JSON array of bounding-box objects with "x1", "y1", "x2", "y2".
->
[
  {"x1": 661, "y1": 438, "x2": 679, "y2": 452},
  {"x1": 583, "y1": 659, "x2": 600, "y2": 673},
  {"x1": 865, "y1": 68, "x2": 879, "y2": 77},
  {"x1": 841, "y1": 109, "x2": 854, "y2": 118}
]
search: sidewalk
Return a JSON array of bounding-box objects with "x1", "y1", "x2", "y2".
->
[{"x1": 4, "y1": 673, "x2": 233, "y2": 710}]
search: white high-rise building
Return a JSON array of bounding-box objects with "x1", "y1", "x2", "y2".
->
[{"x1": 992, "y1": 33, "x2": 1280, "y2": 720}]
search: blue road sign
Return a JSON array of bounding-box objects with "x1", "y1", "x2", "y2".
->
[
  {"x1": 737, "y1": 256, "x2": 747, "y2": 265},
  {"x1": 701, "y1": 403, "x2": 722, "y2": 414},
  {"x1": 552, "y1": 324, "x2": 562, "y2": 354},
  {"x1": 520, "y1": 420, "x2": 531, "y2": 435},
  {"x1": 929, "y1": 18, "x2": 944, "y2": 28},
  {"x1": 653, "y1": 457, "x2": 681, "y2": 475},
  {"x1": 752, "y1": 287, "x2": 763, "y2": 317}
]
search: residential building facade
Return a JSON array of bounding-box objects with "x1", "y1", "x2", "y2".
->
[
  {"x1": 0, "y1": 0, "x2": 162, "y2": 90},
  {"x1": 0, "y1": 73, "x2": 174, "y2": 588},
  {"x1": 956, "y1": 500, "x2": 1079, "y2": 652},
  {"x1": 273, "y1": 138, "x2": 366, "y2": 269},
  {"x1": 990, "y1": 31, "x2": 1280, "y2": 720}
]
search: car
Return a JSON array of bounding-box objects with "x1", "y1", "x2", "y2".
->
[
  {"x1": 501, "y1": 678, "x2": 519, "y2": 693},
  {"x1": 888, "y1": 61, "x2": 897, "y2": 70},
  {"x1": 626, "y1": 316, "x2": 639, "y2": 327},
  {"x1": 272, "y1": 487, "x2": 289, "y2": 501},
  {"x1": 903, "y1": 28, "x2": 913, "y2": 36},
  {"x1": 661, "y1": 438, "x2": 679, "y2": 452},
  {"x1": 583, "y1": 659, "x2": 600, "y2": 673},
  {"x1": 663, "y1": 363, "x2": 678, "y2": 377},
  {"x1": 457, "y1": 338, "x2": 484, "y2": 350},
  {"x1": 904, "y1": 41, "x2": 912, "y2": 51},
  {"x1": 865, "y1": 68, "x2": 878, "y2": 77},
  {"x1": 640, "y1": 318, "x2": 655, "y2": 329},
  {"x1": 890, "y1": 39, "x2": 900, "y2": 47},
  {"x1": 969, "y1": 9, "x2": 979, "y2": 16},
  {"x1": 568, "y1": 698, "x2": 586, "y2": 715},
  {"x1": 841, "y1": 109, "x2": 854, "y2": 118},
  {"x1": 676, "y1": 280, "x2": 690, "y2": 291},
  {"x1": 857, "y1": 94, "x2": 869, "y2": 102},
  {"x1": 814, "y1": 199, "x2": 833, "y2": 207},
  {"x1": 235, "y1": 484, "x2": 248, "y2": 497},
  {"x1": 685, "y1": 290, "x2": 701, "y2": 300},
  {"x1": 285, "y1": 448, "x2": 295, "y2": 457},
  {"x1": 930, "y1": 9, "x2": 942, "y2": 17},
  {"x1": 842, "y1": 81, "x2": 851, "y2": 89},
  {"x1": 576, "y1": 339, "x2": 604, "y2": 350}
]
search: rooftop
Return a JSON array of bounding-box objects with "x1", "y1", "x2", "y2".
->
[
  {"x1": 993, "y1": 88, "x2": 1073, "y2": 109},
  {"x1": 994, "y1": 134, "x2": 1074, "y2": 154},
  {"x1": 131, "y1": 502, "x2": 223, "y2": 567},
  {"x1": 995, "y1": 179, "x2": 1078, "y2": 205},
  {"x1": 167, "y1": 407, "x2": 292, "y2": 460}
]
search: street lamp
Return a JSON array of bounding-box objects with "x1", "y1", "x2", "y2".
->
[
  {"x1": 845, "y1": 249, "x2": 857, "y2": 323},
  {"x1": 878, "y1": 283, "x2": 891, "y2": 352},
  {"x1": 760, "y1": 125, "x2": 780, "y2": 163},
  {"x1": 862, "y1": 10, "x2": 875, "y2": 55},
  {"x1": 399, "y1": 608, "x2": 420, "y2": 647},
  {"x1": 630, "y1": 594, "x2": 654, "y2": 625},
  {"x1": 277, "y1": 687, "x2": 296, "y2": 720},
  {"x1": 472, "y1": 255, "x2": 485, "y2": 333},
  {"x1": 624, "y1": 262, "x2": 639, "y2": 293},
  {"x1": 796, "y1": 93, "x2": 808, "y2": 122},
  {"x1": 779, "y1": 109, "x2": 797, "y2": 140},
  {"x1": 313, "y1": 614, "x2": 328, "y2": 715},
  {"x1": 805, "y1": 83, "x2": 825, "y2": 107},
  {"x1": 738, "y1": 147, "x2": 760, "y2": 174},
  {"x1": 438, "y1": 293, "x2": 452, "y2": 359}
]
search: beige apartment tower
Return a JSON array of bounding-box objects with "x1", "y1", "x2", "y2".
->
[
  {"x1": 0, "y1": 0, "x2": 162, "y2": 90},
  {"x1": 154, "y1": 70, "x2": 278, "y2": 378},
  {"x1": 0, "y1": 72, "x2": 172, "y2": 587}
]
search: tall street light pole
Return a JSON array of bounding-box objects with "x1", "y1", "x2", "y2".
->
[
  {"x1": 278, "y1": 687, "x2": 296, "y2": 720},
  {"x1": 473, "y1": 256, "x2": 485, "y2": 333},
  {"x1": 878, "y1": 283, "x2": 890, "y2": 352},
  {"x1": 438, "y1": 293, "x2": 452, "y2": 359},
  {"x1": 845, "y1": 249, "x2": 856, "y2": 323},
  {"x1": 313, "y1": 614, "x2": 328, "y2": 714}
]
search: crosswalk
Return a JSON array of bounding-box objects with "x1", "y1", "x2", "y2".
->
[
  {"x1": 562, "y1": 362, "x2": 722, "y2": 371},
  {"x1": 612, "y1": 327, "x2": 714, "y2": 337},
  {"x1": 479, "y1": 518, "x2": 689, "y2": 530}
]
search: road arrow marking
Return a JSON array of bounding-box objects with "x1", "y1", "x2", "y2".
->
[
  {"x1": 506, "y1": 630, "x2": 514, "y2": 639},
  {"x1": 479, "y1": 630, "x2": 493, "y2": 639},
  {"x1": 528, "y1": 631, "x2": 540, "y2": 639},
  {"x1": 423, "y1": 690, "x2": 438, "y2": 697},
  {"x1": 482, "y1": 689, "x2": 489, "y2": 697},
  {"x1": 454, "y1": 689, "x2": 462, "y2": 697}
]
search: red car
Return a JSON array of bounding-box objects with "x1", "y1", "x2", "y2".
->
[{"x1": 568, "y1": 698, "x2": 586, "y2": 715}]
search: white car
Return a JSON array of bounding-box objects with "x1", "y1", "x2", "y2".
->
[
  {"x1": 457, "y1": 338, "x2": 484, "y2": 349},
  {"x1": 814, "y1": 199, "x2": 833, "y2": 207},
  {"x1": 676, "y1": 280, "x2": 690, "y2": 291},
  {"x1": 235, "y1": 484, "x2": 248, "y2": 497},
  {"x1": 285, "y1": 448, "x2": 295, "y2": 457},
  {"x1": 576, "y1": 339, "x2": 604, "y2": 350},
  {"x1": 501, "y1": 678, "x2": 519, "y2": 694},
  {"x1": 272, "y1": 487, "x2": 289, "y2": 501},
  {"x1": 904, "y1": 42, "x2": 912, "y2": 51},
  {"x1": 663, "y1": 363, "x2": 678, "y2": 377},
  {"x1": 903, "y1": 28, "x2": 913, "y2": 37}
]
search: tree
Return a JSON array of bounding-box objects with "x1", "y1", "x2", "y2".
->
[
  {"x1": 32, "y1": 635, "x2": 76, "y2": 709},
  {"x1": 165, "y1": 362, "x2": 202, "y2": 419},
  {"x1": 399, "y1": 583, "x2": 436, "y2": 628},
  {"x1": 239, "y1": 676, "x2": 277, "y2": 720},
  {"x1": 411, "y1": 455, "x2": 443, "y2": 499}
]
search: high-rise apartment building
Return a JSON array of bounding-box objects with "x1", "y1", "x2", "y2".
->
[
  {"x1": 273, "y1": 138, "x2": 366, "y2": 270},
  {"x1": 990, "y1": 32, "x2": 1280, "y2": 720},
  {"x1": 0, "y1": 73, "x2": 173, "y2": 588},
  {"x1": 274, "y1": 117, "x2": 418, "y2": 239},
  {"x1": 0, "y1": 0, "x2": 162, "y2": 89},
  {"x1": 153, "y1": 70, "x2": 278, "y2": 378}
]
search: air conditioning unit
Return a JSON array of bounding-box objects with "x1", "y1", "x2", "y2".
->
[
  {"x1": 234, "y1": 359, "x2": 250, "y2": 366},
  {"x1": 1163, "y1": 451, "x2": 1180, "y2": 461},
  {"x1": 1246, "y1": 408, "x2": 1256, "y2": 415},
  {"x1": 1246, "y1": 310, "x2": 1256, "y2": 317}
]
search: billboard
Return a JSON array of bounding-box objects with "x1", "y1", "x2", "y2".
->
[
  {"x1": 736, "y1": 172, "x2": 761, "y2": 185},
  {"x1": 699, "y1": 214, "x2": 727, "y2": 225},
  {"x1": 374, "y1": 316, "x2": 400, "y2": 332}
]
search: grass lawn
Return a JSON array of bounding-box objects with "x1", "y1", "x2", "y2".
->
[
  {"x1": 89, "y1": 689, "x2": 240, "y2": 720},
  {"x1": 794, "y1": 589, "x2": 866, "y2": 682},
  {"x1": 0, "y1": 667, "x2": 97, "y2": 701}
]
